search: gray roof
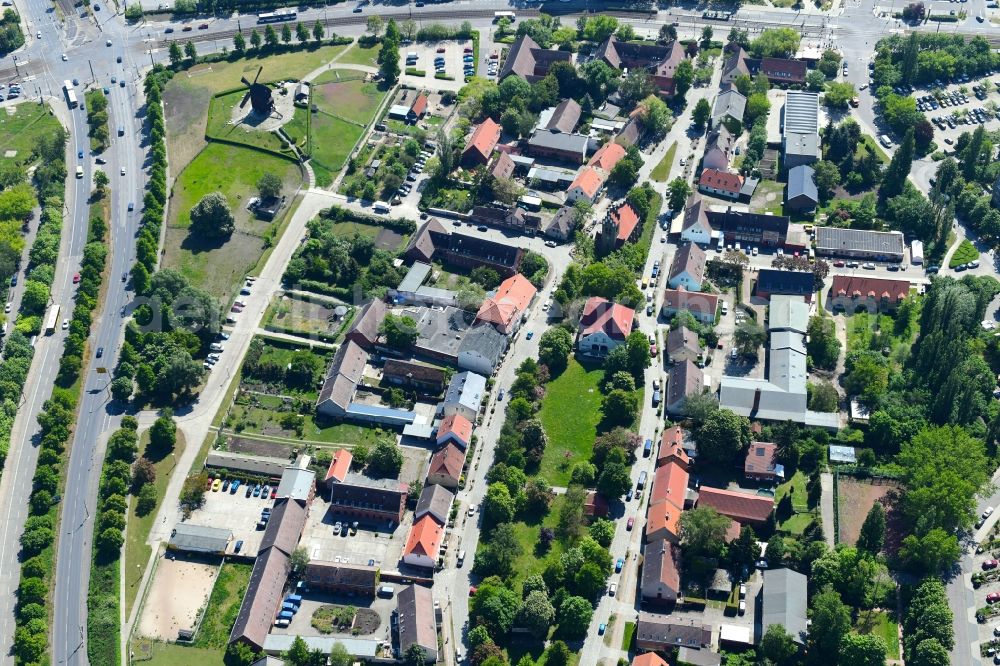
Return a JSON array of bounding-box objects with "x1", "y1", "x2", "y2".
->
[
  {"x1": 784, "y1": 131, "x2": 820, "y2": 158},
  {"x1": 276, "y1": 465, "x2": 315, "y2": 502},
  {"x1": 262, "y1": 635, "x2": 379, "y2": 658},
  {"x1": 636, "y1": 612, "x2": 712, "y2": 648},
  {"x1": 669, "y1": 243, "x2": 707, "y2": 285},
  {"x1": 667, "y1": 325, "x2": 702, "y2": 358},
  {"x1": 206, "y1": 451, "x2": 287, "y2": 479},
  {"x1": 762, "y1": 568, "x2": 808, "y2": 644},
  {"x1": 260, "y1": 497, "x2": 308, "y2": 556},
  {"x1": 712, "y1": 88, "x2": 746, "y2": 124},
  {"x1": 397, "y1": 585, "x2": 437, "y2": 659},
  {"x1": 397, "y1": 262, "x2": 432, "y2": 293},
  {"x1": 787, "y1": 165, "x2": 818, "y2": 203},
  {"x1": 768, "y1": 296, "x2": 810, "y2": 334},
  {"x1": 829, "y1": 444, "x2": 857, "y2": 463},
  {"x1": 681, "y1": 194, "x2": 710, "y2": 233},
  {"x1": 415, "y1": 484, "x2": 454, "y2": 525},
  {"x1": 317, "y1": 340, "x2": 369, "y2": 412},
  {"x1": 677, "y1": 647, "x2": 722, "y2": 666},
  {"x1": 667, "y1": 360, "x2": 704, "y2": 410},
  {"x1": 544, "y1": 206, "x2": 577, "y2": 238},
  {"x1": 815, "y1": 226, "x2": 906, "y2": 257},
  {"x1": 526, "y1": 166, "x2": 577, "y2": 185},
  {"x1": 230, "y1": 547, "x2": 290, "y2": 650},
  {"x1": 458, "y1": 322, "x2": 507, "y2": 369},
  {"x1": 527, "y1": 131, "x2": 592, "y2": 158},
  {"x1": 783, "y1": 91, "x2": 819, "y2": 134},
  {"x1": 544, "y1": 98, "x2": 582, "y2": 134},
  {"x1": 444, "y1": 371, "x2": 487, "y2": 413},
  {"x1": 168, "y1": 523, "x2": 232, "y2": 553}
]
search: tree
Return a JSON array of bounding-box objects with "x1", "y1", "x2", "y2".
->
[
  {"x1": 812, "y1": 160, "x2": 840, "y2": 201},
  {"x1": 257, "y1": 172, "x2": 282, "y2": 200},
  {"x1": 378, "y1": 19, "x2": 401, "y2": 84},
  {"x1": 149, "y1": 413, "x2": 176, "y2": 453},
  {"x1": 911, "y1": 639, "x2": 949, "y2": 666},
  {"x1": 280, "y1": 23, "x2": 292, "y2": 44},
  {"x1": 824, "y1": 82, "x2": 856, "y2": 108},
  {"x1": 881, "y1": 127, "x2": 914, "y2": 200},
  {"x1": 520, "y1": 590, "x2": 556, "y2": 638},
  {"x1": 538, "y1": 327, "x2": 573, "y2": 373},
  {"x1": 749, "y1": 27, "x2": 800, "y2": 58},
  {"x1": 312, "y1": 21, "x2": 325, "y2": 43},
  {"x1": 557, "y1": 596, "x2": 592, "y2": 639},
  {"x1": 184, "y1": 40, "x2": 197, "y2": 62},
  {"x1": 250, "y1": 29, "x2": 262, "y2": 50},
  {"x1": 136, "y1": 484, "x2": 157, "y2": 516},
  {"x1": 700, "y1": 25, "x2": 714, "y2": 48},
  {"x1": 697, "y1": 408, "x2": 751, "y2": 465},
  {"x1": 745, "y1": 92, "x2": 771, "y2": 127},
  {"x1": 679, "y1": 506, "x2": 731, "y2": 559},
  {"x1": 733, "y1": 319, "x2": 766, "y2": 356},
  {"x1": 588, "y1": 518, "x2": 615, "y2": 548},
  {"x1": 692, "y1": 97, "x2": 712, "y2": 128},
  {"x1": 667, "y1": 178, "x2": 692, "y2": 212},
  {"x1": 483, "y1": 483, "x2": 516, "y2": 526},
  {"x1": 857, "y1": 503, "x2": 886, "y2": 555},
  {"x1": 189, "y1": 192, "x2": 235, "y2": 239},
  {"x1": 284, "y1": 636, "x2": 311, "y2": 666},
  {"x1": 806, "y1": 316, "x2": 841, "y2": 370},
  {"x1": 404, "y1": 644, "x2": 426, "y2": 666},
  {"x1": 728, "y1": 526, "x2": 761, "y2": 572},
  {"x1": 93, "y1": 168, "x2": 109, "y2": 193},
  {"x1": 168, "y1": 42, "x2": 183, "y2": 66},
  {"x1": 840, "y1": 633, "x2": 888, "y2": 666},
  {"x1": 674, "y1": 59, "x2": 694, "y2": 97},
  {"x1": 379, "y1": 313, "x2": 418, "y2": 349},
  {"x1": 368, "y1": 437, "x2": 403, "y2": 476},
  {"x1": 597, "y1": 461, "x2": 632, "y2": 499},
  {"x1": 638, "y1": 95, "x2": 672, "y2": 139},
  {"x1": 760, "y1": 625, "x2": 797, "y2": 666},
  {"x1": 806, "y1": 69, "x2": 827, "y2": 92},
  {"x1": 619, "y1": 69, "x2": 653, "y2": 107},
  {"x1": 295, "y1": 22, "x2": 309, "y2": 43},
  {"x1": 290, "y1": 546, "x2": 310, "y2": 575},
  {"x1": 809, "y1": 587, "x2": 851, "y2": 656},
  {"x1": 602, "y1": 389, "x2": 638, "y2": 427},
  {"x1": 366, "y1": 15, "x2": 384, "y2": 36},
  {"x1": 329, "y1": 643, "x2": 351, "y2": 666},
  {"x1": 132, "y1": 457, "x2": 156, "y2": 489}
]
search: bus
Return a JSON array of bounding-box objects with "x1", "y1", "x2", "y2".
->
[
  {"x1": 257, "y1": 9, "x2": 296, "y2": 23},
  {"x1": 63, "y1": 81, "x2": 78, "y2": 109},
  {"x1": 493, "y1": 10, "x2": 515, "y2": 21},
  {"x1": 44, "y1": 304, "x2": 59, "y2": 335}
]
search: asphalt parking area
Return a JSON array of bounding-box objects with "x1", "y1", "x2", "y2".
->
[
  {"x1": 272, "y1": 590, "x2": 395, "y2": 641},
  {"x1": 187, "y1": 482, "x2": 274, "y2": 556},
  {"x1": 301, "y1": 496, "x2": 410, "y2": 569},
  {"x1": 398, "y1": 40, "x2": 474, "y2": 92}
]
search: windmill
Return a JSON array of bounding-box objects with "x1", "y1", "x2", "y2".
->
[{"x1": 239, "y1": 66, "x2": 275, "y2": 117}]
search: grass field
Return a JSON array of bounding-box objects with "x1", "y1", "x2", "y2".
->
[
  {"x1": 949, "y1": 238, "x2": 979, "y2": 268},
  {"x1": 163, "y1": 142, "x2": 302, "y2": 303},
  {"x1": 854, "y1": 610, "x2": 900, "y2": 659},
  {"x1": 308, "y1": 111, "x2": 365, "y2": 180},
  {"x1": 337, "y1": 40, "x2": 380, "y2": 67},
  {"x1": 775, "y1": 470, "x2": 809, "y2": 512},
  {"x1": 650, "y1": 143, "x2": 678, "y2": 182},
  {"x1": 311, "y1": 69, "x2": 387, "y2": 125},
  {"x1": 193, "y1": 561, "x2": 252, "y2": 648},
  {"x1": 226, "y1": 396, "x2": 382, "y2": 446},
  {"x1": 0, "y1": 104, "x2": 62, "y2": 169},
  {"x1": 124, "y1": 429, "x2": 187, "y2": 617},
  {"x1": 162, "y1": 45, "x2": 350, "y2": 174},
  {"x1": 622, "y1": 621, "x2": 636, "y2": 651},
  {"x1": 752, "y1": 179, "x2": 785, "y2": 216},
  {"x1": 204, "y1": 90, "x2": 294, "y2": 156},
  {"x1": 858, "y1": 134, "x2": 890, "y2": 164},
  {"x1": 537, "y1": 358, "x2": 604, "y2": 486},
  {"x1": 134, "y1": 640, "x2": 223, "y2": 666}
]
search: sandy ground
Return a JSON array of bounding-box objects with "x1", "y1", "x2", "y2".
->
[
  {"x1": 838, "y1": 476, "x2": 898, "y2": 545},
  {"x1": 137, "y1": 556, "x2": 220, "y2": 641}
]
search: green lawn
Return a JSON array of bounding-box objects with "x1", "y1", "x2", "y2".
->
[
  {"x1": 337, "y1": 40, "x2": 380, "y2": 67},
  {"x1": 779, "y1": 511, "x2": 816, "y2": 535},
  {"x1": 0, "y1": 103, "x2": 62, "y2": 170},
  {"x1": 308, "y1": 111, "x2": 365, "y2": 177},
  {"x1": 650, "y1": 143, "x2": 678, "y2": 182},
  {"x1": 949, "y1": 238, "x2": 979, "y2": 268},
  {"x1": 752, "y1": 179, "x2": 785, "y2": 216},
  {"x1": 133, "y1": 640, "x2": 223, "y2": 666},
  {"x1": 310, "y1": 69, "x2": 388, "y2": 125},
  {"x1": 857, "y1": 134, "x2": 890, "y2": 164},
  {"x1": 537, "y1": 358, "x2": 605, "y2": 486},
  {"x1": 854, "y1": 610, "x2": 900, "y2": 659},
  {"x1": 124, "y1": 429, "x2": 187, "y2": 617},
  {"x1": 205, "y1": 90, "x2": 295, "y2": 157},
  {"x1": 622, "y1": 621, "x2": 636, "y2": 651},
  {"x1": 194, "y1": 561, "x2": 252, "y2": 648},
  {"x1": 775, "y1": 470, "x2": 809, "y2": 512}
]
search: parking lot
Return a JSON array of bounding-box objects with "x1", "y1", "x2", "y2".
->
[
  {"x1": 186, "y1": 480, "x2": 277, "y2": 557},
  {"x1": 398, "y1": 40, "x2": 474, "y2": 92},
  {"x1": 272, "y1": 589, "x2": 395, "y2": 642},
  {"x1": 301, "y1": 495, "x2": 410, "y2": 568}
]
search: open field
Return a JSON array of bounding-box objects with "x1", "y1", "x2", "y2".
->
[
  {"x1": 162, "y1": 45, "x2": 350, "y2": 174},
  {"x1": 949, "y1": 238, "x2": 980, "y2": 268},
  {"x1": 311, "y1": 70, "x2": 387, "y2": 125},
  {"x1": 537, "y1": 358, "x2": 604, "y2": 486},
  {"x1": 751, "y1": 179, "x2": 785, "y2": 217},
  {"x1": 264, "y1": 292, "x2": 355, "y2": 340},
  {"x1": 308, "y1": 111, "x2": 365, "y2": 183},
  {"x1": 137, "y1": 556, "x2": 221, "y2": 641},
  {"x1": 130, "y1": 640, "x2": 223, "y2": 666},
  {"x1": 204, "y1": 89, "x2": 293, "y2": 156},
  {"x1": 837, "y1": 476, "x2": 898, "y2": 545},
  {"x1": 337, "y1": 41, "x2": 379, "y2": 67},
  {"x1": 193, "y1": 561, "x2": 252, "y2": 648},
  {"x1": 0, "y1": 104, "x2": 62, "y2": 169},
  {"x1": 225, "y1": 396, "x2": 383, "y2": 448},
  {"x1": 855, "y1": 610, "x2": 901, "y2": 659}
]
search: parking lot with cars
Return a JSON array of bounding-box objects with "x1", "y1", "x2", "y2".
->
[
  {"x1": 398, "y1": 40, "x2": 474, "y2": 92},
  {"x1": 185, "y1": 476, "x2": 278, "y2": 556}
]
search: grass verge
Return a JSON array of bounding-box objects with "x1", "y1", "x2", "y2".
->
[
  {"x1": 949, "y1": 238, "x2": 979, "y2": 268},
  {"x1": 193, "y1": 561, "x2": 253, "y2": 648},
  {"x1": 650, "y1": 142, "x2": 678, "y2": 182}
]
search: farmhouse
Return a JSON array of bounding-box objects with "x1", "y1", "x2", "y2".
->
[
  {"x1": 641, "y1": 538, "x2": 681, "y2": 609},
  {"x1": 667, "y1": 243, "x2": 706, "y2": 291},
  {"x1": 665, "y1": 359, "x2": 704, "y2": 416},
  {"x1": 499, "y1": 34, "x2": 572, "y2": 83},
  {"x1": 475, "y1": 273, "x2": 537, "y2": 335},
  {"x1": 462, "y1": 117, "x2": 502, "y2": 166},
  {"x1": 577, "y1": 296, "x2": 635, "y2": 357},
  {"x1": 426, "y1": 442, "x2": 465, "y2": 489},
  {"x1": 696, "y1": 486, "x2": 774, "y2": 527}
]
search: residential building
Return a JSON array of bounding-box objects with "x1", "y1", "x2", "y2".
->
[
  {"x1": 229, "y1": 546, "x2": 291, "y2": 651},
  {"x1": 577, "y1": 296, "x2": 636, "y2": 357},
  {"x1": 786, "y1": 164, "x2": 819, "y2": 212},
  {"x1": 680, "y1": 194, "x2": 713, "y2": 246},
  {"x1": 526, "y1": 131, "x2": 594, "y2": 164},
  {"x1": 475, "y1": 273, "x2": 536, "y2": 335},
  {"x1": 658, "y1": 426, "x2": 690, "y2": 470},
  {"x1": 406, "y1": 221, "x2": 525, "y2": 276},
  {"x1": 326, "y1": 473, "x2": 407, "y2": 524},
  {"x1": 584, "y1": 490, "x2": 609, "y2": 518},
  {"x1": 721, "y1": 44, "x2": 752, "y2": 84},
  {"x1": 707, "y1": 207, "x2": 790, "y2": 249},
  {"x1": 402, "y1": 514, "x2": 444, "y2": 569},
  {"x1": 541, "y1": 98, "x2": 582, "y2": 133},
  {"x1": 661, "y1": 287, "x2": 718, "y2": 325},
  {"x1": 462, "y1": 117, "x2": 502, "y2": 165},
  {"x1": 345, "y1": 299, "x2": 387, "y2": 351},
  {"x1": 383, "y1": 359, "x2": 447, "y2": 394},
  {"x1": 543, "y1": 206, "x2": 577, "y2": 241},
  {"x1": 436, "y1": 413, "x2": 472, "y2": 450},
  {"x1": 426, "y1": 442, "x2": 465, "y2": 488},
  {"x1": 698, "y1": 168, "x2": 745, "y2": 199},
  {"x1": 396, "y1": 585, "x2": 439, "y2": 662},
  {"x1": 703, "y1": 126, "x2": 736, "y2": 172},
  {"x1": 566, "y1": 167, "x2": 604, "y2": 204},
  {"x1": 668, "y1": 243, "x2": 707, "y2": 290},
  {"x1": 596, "y1": 36, "x2": 687, "y2": 97},
  {"x1": 712, "y1": 85, "x2": 746, "y2": 129},
  {"x1": 616, "y1": 114, "x2": 643, "y2": 147},
  {"x1": 588, "y1": 141, "x2": 627, "y2": 172},
  {"x1": 646, "y1": 461, "x2": 689, "y2": 543},
  {"x1": 469, "y1": 204, "x2": 528, "y2": 233},
  {"x1": 830, "y1": 275, "x2": 910, "y2": 313},
  {"x1": 641, "y1": 538, "x2": 681, "y2": 609},
  {"x1": 814, "y1": 226, "x2": 905, "y2": 262},
  {"x1": 761, "y1": 57, "x2": 808, "y2": 86},
  {"x1": 490, "y1": 152, "x2": 515, "y2": 181},
  {"x1": 755, "y1": 268, "x2": 815, "y2": 302},
  {"x1": 316, "y1": 340, "x2": 369, "y2": 418},
  {"x1": 666, "y1": 325, "x2": 702, "y2": 364},
  {"x1": 632, "y1": 653, "x2": 670, "y2": 666},
  {"x1": 762, "y1": 568, "x2": 808, "y2": 645},
  {"x1": 744, "y1": 441, "x2": 785, "y2": 483},
  {"x1": 665, "y1": 359, "x2": 704, "y2": 416},
  {"x1": 408, "y1": 93, "x2": 428, "y2": 121},
  {"x1": 168, "y1": 524, "x2": 232, "y2": 555},
  {"x1": 324, "y1": 449, "x2": 353, "y2": 485},
  {"x1": 458, "y1": 323, "x2": 508, "y2": 376},
  {"x1": 635, "y1": 613, "x2": 712, "y2": 652},
  {"x1": 499, "y1": 34, "x2": 572, "y2": 83},
  {"x1": 696, "y1": 486, "x2": 774, "y2": 527},
  {"x1": 442, "y1": 371, "x2": 487, "y2": 422},
  {"x1": 304, "y1": 561, "x2": 378, "y2": 596},
  {"x1": 415, "y1": 484, "x2": 454, "y2": 526}
]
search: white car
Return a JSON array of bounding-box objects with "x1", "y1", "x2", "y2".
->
[
  {"x1": 467, "y1": 504, "x2": 477, "y2": 517},
  {"x1": 61, "y1": 54, "x2": 68, "y2": 61},
  {"x1": 679, "y1": 158, "x2": 686, "y2": 166},
  {"x1": 984, "y1": 506, "x2": 995, "y2": 519},
  {"x1": 609, "y1": 583, "x2": 618, "y2": 597},
  {"x1": 3, "y1": 302, "x2": 10, "y2": 313},
  {"x1": 61, "y1": 318, "x2": 69, "y2": 330},
  {"x1": 120, "y1": 167, "x2": 126, "y2": 175},
  {"x1": 660, "y1": 234, "x2": 666, "y2": 243}
]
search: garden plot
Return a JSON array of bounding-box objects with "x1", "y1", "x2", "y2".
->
[
  {"x1": 837, "y1": 476, "x2": 898, "y2": 545},
  {"x1": 264, "y1": 292, "x2": 354, "y2": 340}
]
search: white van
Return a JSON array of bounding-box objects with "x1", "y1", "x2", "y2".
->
[
  {"x1": 75, "y1": 165, "x2": 83, "y2": 178},
  {"x1": 373, "y1": 201, "x2": 390, "y2": 214},
  {"x1": 457, "y1": 549, "x2": 466, "y2": 567},
  {"x1": 879, "y1": 134, "x2": 893, "y2": 148}
]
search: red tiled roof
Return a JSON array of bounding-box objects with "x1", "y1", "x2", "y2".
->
[
  {"x1": 646, "y1": 496, "x2": 683, "y2": 541},
  {"x1": 632, "y1": 651, "x2": 670, "y2": 666},
  {"x1": 569, "y1": 167, "x2": 603, "y2": 198},
  {"x1": 658, "y1": 426, "x2": 690, "y2": 469},
  {"x1": 697, "y1": 486, "x2": 774, "y2": 524},
  {"x1": 580, "y1": 296, "x2": 635, "y2": 341},
  {"x1": 410, "y1": 93, "x2": 428, "y2": 117},
  {"x1": 325, "y1": 448, "x2": 353, "y2": 483},
  {"x1": 437, "y1": 413, "x2": 472, "y2": 447},
  {"x1": 662, "y1": 287, "x2": 719, "y2": 320},
  {"x1": 476, "y1": 273, "x2": 537, "y2": 329},
  {"x1": 611, "y1": 203, "x2": 640, "y2": 242},
  {"x1": 584, "y1": 490, "x2": 609, "y2": 517},
  {"x1": 588, "y1": 142, "x2": 627, "y2": 171},
  {"x1": 650, "y1": 461, "x2": 689, "y2": 509},
  {"x1": 831, "y1": 275, "x2": 909, "y2": 302},
  {"x1": 699, "y1": 168, "x2": 744, "y2": 195},
  {"x1": 744, "y1": 441, "x2": 779, "y2": 477},
  {"x1": 464, "y1": 118, "x2": 501, "y2": 162},
  {"x1": 428, "y1": 443, "x2": 465, "y2": 482},
  {"x1": 404, "y1": 514, "x2": 444, "y2": 558}
]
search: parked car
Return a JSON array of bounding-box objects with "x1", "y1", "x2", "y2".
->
[
  {"x1": 983, "y1": 559, "x2": 999, "y2": 570},
  {"x1": 987, "y1": 592, "x2": 1000, "y2": 604},
  {"x1": 615, "y1": 558, "x2": 624, "y2": 573},
  {"x1": 627, "y1": 517, "x2": 634, "y2": 530}
]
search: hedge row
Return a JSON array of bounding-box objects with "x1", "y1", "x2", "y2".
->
[{"x1": 318, "y1": 204, "x2": 417, "y2": 234}]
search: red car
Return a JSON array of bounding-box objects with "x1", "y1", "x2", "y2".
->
[
  {"x1": 270, "y1": 487, "x2": 277, "y2": 499},
  {"x1": 469, "y1": 586, "x2": 477, "y2": 596},
  {"x1": 987, "y1": 592, "x2": 1000, "y2": 603},
  {"x1": 72, "y1": 272, "x2": 81, "y2": 284},
  {"x1": 627, "y1": 517, "x2": 634, "y2": 531},
  {"x1": 984, "y1": 560, "x2": 999, "y2": 570},
  {"x1": 833, "y1": 260, "x2": 845, "y2": 267},
  {"x1": 649, "y1": 344, "x2": 657, "y2": 357}
]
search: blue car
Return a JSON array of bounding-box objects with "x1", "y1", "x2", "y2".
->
[
  {"x1": 526, "y1": 331, "x2": 534, "y2": 340},
  {"x1": 615, "y1": 558, "x2": 624, "y2": 573},
  {"x1": 253, "y1": 484, "x2": 262, "y2": 497},
  {"x1": 78, "y1": 149, "x2": 83, "y2": 159},
  {"x1": 598, "y1": 623, "x2": 606, "y2": 635}
]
